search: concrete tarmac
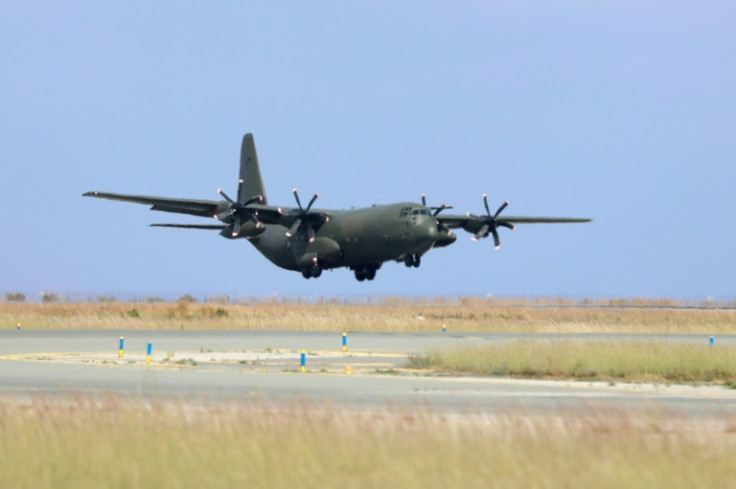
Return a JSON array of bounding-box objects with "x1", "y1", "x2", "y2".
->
[{"x1": 0, "y1": 330, "x2": 734, "y2": 416}]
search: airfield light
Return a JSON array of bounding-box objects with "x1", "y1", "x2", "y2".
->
[
  {"x1": 146, "y1": 342, "x2": 152, "y2": 365},
  {"x1": 342, "y1": 332, "x2": 347, "y2": 353},
  {"x1": 300, "y1": 349, "x2": 306, "y2": 373},
  {"x1": 118, "y1": 337, "x2": 124, "y2": 358}
]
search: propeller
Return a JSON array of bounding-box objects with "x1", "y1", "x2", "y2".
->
[
  {"x1": 469, "y1": 194, "x2": 515, "y2": 249},
  {"x1": 216, "y1": 179, "x2": 264, "y2": 237},
  {"x1": 421, "y1": 193, "x2": 453, "y2": 217},
  {"x1": 285, "y1": 188, "x2": 320, "y2": 243}
]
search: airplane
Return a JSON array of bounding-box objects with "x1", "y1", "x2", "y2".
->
[{"x1": 83, "y1": 133, "x2": 592, "y2": 282}]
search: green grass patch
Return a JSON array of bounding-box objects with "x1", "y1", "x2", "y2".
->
[{"x1": 408, "y1": 341, "x2": 736, "y2": 383}]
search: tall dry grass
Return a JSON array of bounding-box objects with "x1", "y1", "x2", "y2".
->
[
  {"x1": 410, "y1": 341, "x2": 736, "y2": 383},
  {"x1": 0, "y1": 396, "x2": 733, "y2": 489},
  {"x1": 1, "y1": 301, "x2": 734, "y2": 333}
]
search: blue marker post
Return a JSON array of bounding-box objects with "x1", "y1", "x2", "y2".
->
[
  {"x1": 300, "y1": 349, "x2": 306, "y2": 373},
  {"x1": 118, "y1": 336, "x2": 125, "y2": 358},
  {"x1": 342, "y1": 332, "x2": 348, "y2": 353},
  {"x1": 710, "y1": 336, "x2": 715, "y2": 347},
  {"x1": 146, "y1": 342, "x2": 152, "y2": 365}
]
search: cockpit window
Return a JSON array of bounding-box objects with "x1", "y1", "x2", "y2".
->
[{"x1": 401, "y1": 207, "x2": 429, "y2": 218}]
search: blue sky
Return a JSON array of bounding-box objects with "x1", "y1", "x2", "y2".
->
[{"x1": 1, "y1": 2, "x2": 734, "y2": 300}]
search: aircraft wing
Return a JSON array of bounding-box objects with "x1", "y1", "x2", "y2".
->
[
  {"x1": 271, "y1": 206, "x2": 333, "y2": 232},
  {"x1": 437, "y1": 213, "x2": 592, "y2": 234}
]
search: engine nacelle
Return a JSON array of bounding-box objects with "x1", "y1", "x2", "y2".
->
[
  {"x1": 294, "y1": 237, "x2": 342, "y2": 268},
  {"x1": 219, "y1": 221, "x2": 266, "y2": 239},
  {"x1": 433, "y1": 229, "x2": 457, "y2": 248}
]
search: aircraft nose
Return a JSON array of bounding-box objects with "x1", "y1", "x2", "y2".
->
[{"x1": 417, "y1": 220, "x2": 437, "y2": 243}]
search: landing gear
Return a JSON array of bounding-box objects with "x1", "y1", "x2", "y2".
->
[
  {"x1": 301, "y1": 265, "x2": 322, "y2": 279},
  {"x1": 353, "y1": 265, "x2": 378, "y2": 282},
  {"x1": 404, "y1": 254, "x2": 421, "y2": 268}
]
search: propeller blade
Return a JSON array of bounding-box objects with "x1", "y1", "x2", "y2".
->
[
  {"x1": 215, "y1": 208, "x2": 236, "y2": 220},
  {"x1": 236, "y1": 179, "x2": 244, "y2": 202},
  {"x1": 473, "y1": 223, "x2": 490, "y2": 241},
  {"x1": 491, "y1": 228, "x2": 501, "y2": 249},
  {"x1": 306, "y1": 222, "x2": 315, "y2": 243},
  {"x1": 494, "y1": 201, "x2": 509, "y2": 219},
  {"x1": 498, "y1": 222, "x2": 515, "y2": 231},
  {"x1": 482, "y1": 193, "x2": 491, "y2": 217},
  {"x1": 244, "y1": 212, "x2": 262, "y2": 228},
  {"x1": 432, "y1": 204, "x2": 453, "y2": 217},
  {"x1": 305, "y1": 193, "x2": 319, "y2": 213},
  {"x1": 292, "y1": 188, "x2": 303, "y2": 211},
  {"x1": 421, "y1": 193, "x2": 427, "y2": 207},
  {"x1": 231, "y1": 218, "x2": 241, "y2": 237},
  {"x1": 243, "y1": 195, "x2": 264, "y2": 206},
  {"x1": 218, "y1": 189, "x2": 236, "y2": 205},
  {"x1": 286, "y1": 218, "x2": 302, "y2": 237}
]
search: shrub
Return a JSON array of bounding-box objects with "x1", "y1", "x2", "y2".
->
[{"x1": 41, "y1": 291, "x2": 60, "y2": 303}]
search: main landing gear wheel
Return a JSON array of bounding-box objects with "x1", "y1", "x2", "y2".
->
[
  {"x1": 354, "y1": 266, "x2": 377, "y2": 282},
  {"x1": 404, "y1": 254, "x2": 421, "y2": 268},
  {"x1": 302, "y1": 266, "x2": 322, "y2": 279}
]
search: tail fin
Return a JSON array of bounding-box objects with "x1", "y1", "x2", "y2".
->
[{"x1": 238, "y1": 133, "x2": 267, "y2": 204}]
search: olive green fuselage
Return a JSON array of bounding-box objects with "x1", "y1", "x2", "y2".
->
[{"x1": 246, "y1": 202, "x2": 451, "y2": 272}]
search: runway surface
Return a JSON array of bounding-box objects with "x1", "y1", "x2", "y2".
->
[{"x1": 0, "y1": 330, "x2": 734, "y2": 416}]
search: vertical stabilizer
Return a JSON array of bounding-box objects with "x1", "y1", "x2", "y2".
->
[{"x1": 238, "y1": 133, "x2": 267, "y2": 204}]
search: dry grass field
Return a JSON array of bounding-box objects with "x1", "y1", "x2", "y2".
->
[
  {"x1": 0, "y1": 397, "x2": 734, "y2": 489},
  {"x1": 1, "y1": 299, "x2": 734, "y2": 333},
  {"x1": 409, "y1": 341, "x2": 736, "y2": 383}
]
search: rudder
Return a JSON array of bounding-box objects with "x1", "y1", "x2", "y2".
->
[{"x1": 238, "y1": 133, "x2": 267, "y2": 204}]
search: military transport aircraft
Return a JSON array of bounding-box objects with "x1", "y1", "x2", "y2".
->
[{"x1": 84, "y1": 134, "x2": 591, "y2": 281}]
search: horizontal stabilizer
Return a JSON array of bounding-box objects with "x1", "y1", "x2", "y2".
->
[{"x1": 83, "y1": 191, "x2": 221, "y2": 218}]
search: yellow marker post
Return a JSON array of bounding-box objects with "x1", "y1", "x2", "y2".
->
[
  {"x1": 300, "y1": 349, "x2": 306, "y2": 373},
  {"x1": 16, "y1": 323, "x2": 21, "y2": 331},
  {"x1": 146, "y1": 342, "x2": 152, "y2": 365},
  {"x1": 118, "y1": 336, "x2": 125, "y2": 358},
  {"x1": 342, "y1": 332, "x2": 347, "y2": 353}
]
